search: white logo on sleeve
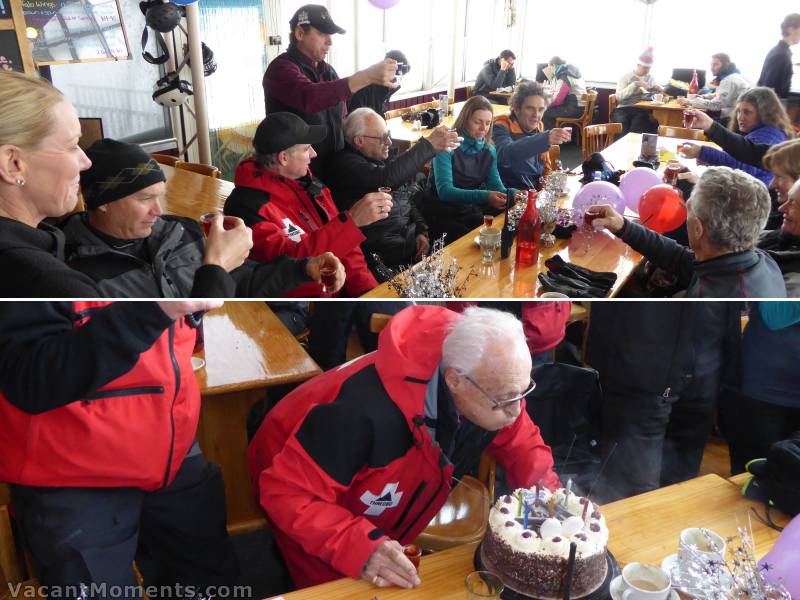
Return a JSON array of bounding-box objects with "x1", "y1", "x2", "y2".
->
[
  {"x1": 282, "y1": 218, "x2": 305, "y2": 242},
  {"x1": 360, "y1": 482, "x2": 403, "y2": 516}
]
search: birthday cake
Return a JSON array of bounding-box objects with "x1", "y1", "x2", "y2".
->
[{"x1": 480, "y1": 487, "x2": 609, "y2": 599}]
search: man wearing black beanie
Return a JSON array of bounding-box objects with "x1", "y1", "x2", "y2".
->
[{"x1": 61, "y1": 139, "x2": 344, "y2": 297}]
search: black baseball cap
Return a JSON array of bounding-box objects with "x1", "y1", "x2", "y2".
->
[
  {"x1": 290, "y1": 4, "x2": 345, "y2": 35},
  {"x1": 253, "y1": 112, "x2": 327, "y2": 155}
]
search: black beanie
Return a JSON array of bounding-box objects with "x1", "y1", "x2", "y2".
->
[{"x1": 80, "y1": 139, "x2": 167, "y2": 209}]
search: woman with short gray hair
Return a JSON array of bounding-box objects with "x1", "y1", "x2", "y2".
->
[{"x1": 590, "y1": 166, "x2": 787, "y2": 297}]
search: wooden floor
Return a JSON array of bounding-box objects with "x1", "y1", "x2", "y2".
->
[{"x1": 699, "y1": 436, "x2": 731, "y2": 478}]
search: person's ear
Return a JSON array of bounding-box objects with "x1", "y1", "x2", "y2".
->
[
  {"x1": 690, "y1": 215, "x2": 704, "y2": 240},
  {"x1": 443, "y1": 367, "x2": 461, "y2": 393},
  {"x1": 0, "y1": 144, "x2": 26, "y2": 186},
  {"x1": 277, "y1": 150, "x2": 289, "y2": 166}
]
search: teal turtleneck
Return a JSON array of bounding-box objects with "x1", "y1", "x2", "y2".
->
[{"x1": 431, "y1": 132, "x2": 507, "y2": 204}]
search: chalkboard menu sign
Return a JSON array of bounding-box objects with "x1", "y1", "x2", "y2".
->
[
  {"x1": 22, "y1": 0, "x2": 131, "y2": 65},
  {"x1": 0, "y1": 0, "x2": 34, "y2": 75},
  {"x1": 0, "y1": 29, "x2": 24, "y2": 72}
]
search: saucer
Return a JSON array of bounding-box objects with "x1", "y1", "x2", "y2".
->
[
  {"x1": 609, "y1": 575, "x2": 678, "y2": 600},
  {"x1": 191, "y1": 356, "x2": 205, "y2": 371}
]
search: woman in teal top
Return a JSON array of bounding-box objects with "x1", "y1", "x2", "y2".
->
[{"x1": 422, "y1": 95, "x2": 510, "y2": 243}]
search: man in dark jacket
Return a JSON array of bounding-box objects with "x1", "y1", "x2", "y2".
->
[
  {"x1": 263, "y1": 4, "x2": 398, "y2": 180},
  {"x1": 473, "y1": 50, "x2": 516, "y2": 99},
  {"x1": 758, "y1": 13, "x2": 800, "y2": 100},
  {"x1": 248, "y1": 305, "x2": 560, "y2": 590},
  {"x1": 0, "y1": 301, "x2": 238, "y2": 599},
  {"x1": 592, "y1": 166, "x2": 786, "y2": 298},
  {"x1": 61, "y1": 139, "x2": 344, "y2": 298},
  {"x1": 326, "y1": 107, "x2": 459, "y2": 277},
  {"x1": 586, "y1": 302, "x2": 742, "y2": 502},
  {"x1": 759, "y1": 179, "x2": 800, "y2": 296}
]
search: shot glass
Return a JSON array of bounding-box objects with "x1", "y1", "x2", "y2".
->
[{"x1": 465, "y1": 571, "x2": 504, "y2": 599}]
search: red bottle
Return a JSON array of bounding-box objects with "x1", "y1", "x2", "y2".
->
[
  {"x1": 515, "y1": 190, "x2": 541, "y2": 268},
  {"x1": 689, "y1": 70, "x2": 699, "y2": 95}
]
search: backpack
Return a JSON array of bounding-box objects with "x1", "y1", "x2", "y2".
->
[{"x1": 743, "y1": 433, "x2": 800, "y2": 527}]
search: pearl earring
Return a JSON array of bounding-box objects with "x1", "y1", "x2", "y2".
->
[{"x1": 15, "y1": 178, "x2": 25, "y2": 187}]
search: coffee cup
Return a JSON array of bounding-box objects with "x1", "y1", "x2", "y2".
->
[
  {"x1": 678, "y1": 528, "x2": 726, "y2": 577},
  {"x1": 621, "y1": 563, "x2": 671, "y2": 600},
  {"x1": 653, "y1": 93, "x2": 664, "y2": 104}
]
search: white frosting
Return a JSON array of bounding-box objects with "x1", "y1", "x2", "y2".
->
[
  {"x1": 562, "y1": 515, "x2": 585, "y2": 537},
  {"x1": 497, "y1": 518, "x2": 522, "y2": 546},
  {"x1": 495, "y1": 493, "x2": 521, "y2": 516},
  {"x1": 584, "y1": 519, "x2": 609, "y2": 546},
  {"x1": 489, "y1": 506, "x2": 513, "y2": 529},
  {"x1": 571, "y1": 532, "x2": 604, "y2": 557},
  {"x1": 508, "y1": 530, "x2": 541, "y2": 553},
  {"x1": 540, "y1": 535, "x2": 569, "y2": 557},
  {"x1": 539, "y1": 517, "x2": 562, "y2": 539}
]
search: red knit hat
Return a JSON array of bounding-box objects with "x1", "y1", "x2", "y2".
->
[{"x1": 638, "y1": 47, "x2": 654, "y2": 67}]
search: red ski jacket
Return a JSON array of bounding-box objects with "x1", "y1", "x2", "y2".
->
[
  {"x1": 224, "y1": 158, "x2": 378, "y2": 297},
  {"x1": 0, "y1": 301, "x2": 200, "y2": 491},
  {"x1": 248, "y1": 305, "x2": 560, "y2": 588}
]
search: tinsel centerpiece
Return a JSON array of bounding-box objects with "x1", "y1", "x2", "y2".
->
[
  {"x1": 377, "y1": 236, "x2": 478, "y2": 298},
  {"x1": 666, "y1": 523, "x2": 790, "y2": 600}
]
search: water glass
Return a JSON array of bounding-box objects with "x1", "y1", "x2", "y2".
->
[
  {"x1": 465, "y1": 571, "x2": 504, "y2": 599},
  {"x1": 479, "y1": 227, "x2": 501, "y2": 265}
]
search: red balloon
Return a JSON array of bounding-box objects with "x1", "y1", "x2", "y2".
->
[{"x1": 638, "y1": 184, "x2": 687, "y2": 233}]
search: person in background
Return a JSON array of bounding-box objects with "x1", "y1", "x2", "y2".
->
[
  {"x1": 0, "y1": 71, "x2": 250, "y2": 298},
  {"x1": 263, "y1": 4, "x2": 398, "y2": 180},
  {"x1": 758, "y1": 178, "x2": 800, "y2": 296},
  {"x1": 612, "y1": 47, "x2": 661, "y2": 135},
  {"x1": 678, "y1": 53, "x2": 749, "y2": 121},
  {"x1": 757, "y1": 13, "x2": 800, "y2": 101},
  {"x1": 248, "y1": 305, "x2": 560, "y2": 589},
  {"x1": 326, "y1": 108, "x2": 459, "y2": 277},
  {"x1": 586, "y1": 302, "x2": 742, "y2": 502},
  {"x1": 681, "y1": 87, "x2": 792, "y2": 187},
  {"x1": 722, "y1": 302, "x2": 800, "y2": 473},
  {"x1": 473, "y1": 50, "x2": 517, "y2": 100},
  {"x1": 421, "y1": 95, "x2": 511, "y2": 242},
  {"x1": 592, "y1": 167, "x2": 786, "y2": 298},
  {"x1": 0, "y1": 300, "x2": 239, "y2": 599},
  {"x1": 60, "y1": 139, "x2": 345, "y2": 298},
  {"x1": 494, "y1": 81, "x2": 572, "y2": 191},
  {"x1": 541, "y1": 58, "x2": 587, "y2": 131},
  {"x1": 347, "y1": 50, "x2": 408, "y2": 116},
  {"x1": 224, "y1": 112, "x2": 383, "y2": 297}
]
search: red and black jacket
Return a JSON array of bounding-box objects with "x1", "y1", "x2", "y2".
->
[
  {"x1": 224, "y1": 158, "x2": 378, "y2": 297},
  {"x1": 0, "y1": 301, "x2": 201, "y2": 490},
  {"x1": 248, "y1": 305, "x2": 560, "y2": 588}
]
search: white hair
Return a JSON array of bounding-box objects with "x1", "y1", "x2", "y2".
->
[
  {"x1": 789, "y1": 178, "x2": 800, "y2": 200},
  {"x1": 441, "y1": 306, "x2": 529, "y2": 375},
  {"x1": 344, "y1": 107, "x2": 381, "y2": 144}
]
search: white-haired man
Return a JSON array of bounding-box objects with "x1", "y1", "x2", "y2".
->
[
  {"x1": 326, "y1": 107, "x2": 460, "y2": 275},
  {"x1": 248, "y1": 305, "x2": 560, "y2": 590},
  {"x1": 593, "y1": 166, "x2": 786, "y2": 297}
]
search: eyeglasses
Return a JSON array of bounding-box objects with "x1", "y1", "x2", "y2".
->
[
  {"x1": 361, "y1": 133, "x2": 392, "y2": 145},
  {"x1": 460, "y1": 373, "x2": 536, "y2": 411}
]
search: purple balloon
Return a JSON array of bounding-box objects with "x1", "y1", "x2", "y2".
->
[
  {"x1": 620, "y1": 167, "x2": 663, "y2": 214},
  {"x1": 572, "y1": 181, "x2": 625, "y2": 217},
  {"x1": 759, "y1": 513, "x2": 800, "y2": 598},
  {"x1": 368, "y1": 0, "x2": 401, "y2": 8}
]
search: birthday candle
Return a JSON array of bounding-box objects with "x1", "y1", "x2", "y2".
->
[
  {"x1": 581, "y1": 499, "x2": 589, "y2": 522},
  {"x1": 564, "y1": 478, "x2": 572, "y2": 506},
  {"x1": 524, "y1": 502, "x2": 529, "y2": 530},
  {"x1": 517, "y1": 490, "x2": 524, "y2": 517}
]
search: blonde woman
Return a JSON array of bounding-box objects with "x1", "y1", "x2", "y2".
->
[{"x1": 422, "y1": 95, "x2": 510, "y2": 242}]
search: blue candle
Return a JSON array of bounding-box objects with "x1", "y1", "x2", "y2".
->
[{"x1": 523, "y1": 501, "x2": 529, "y2": 529}]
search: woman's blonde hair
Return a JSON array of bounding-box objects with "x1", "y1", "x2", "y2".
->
[
  {"x1": 729, "y1": 87, "x2": 795, "y2": 139},
  {"x1": 452, "y1": 95, "x2": 495, "y2": 146},
  {"x1": 0, "y1": 71, "x2": 65, "y2": 150},
  {"x1": 763, "y1": 138, "x2": 800, "y2": 179}
]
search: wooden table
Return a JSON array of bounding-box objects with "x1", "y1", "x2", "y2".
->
[
  {"x1": 634, "y1": 99, "x2": 704, "y2": 128},
  {"x1": 363, "y1": 132, "x2": 720, "y2": 299},
  {"x1": 271, "y1": 474, "x2": 789, "y2": 599},
  {"x1": 195, "y1": 302, "x2": 321, "y2": 534},
  {"x1": 162, "y1": 164, "x2": 234, "y2": 221},
  {"x1": 387, "y1": 101, "x2": 510, "y2": 150}
]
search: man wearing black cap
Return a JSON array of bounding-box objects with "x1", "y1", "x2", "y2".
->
[
  {"x1": 263, "y1": 4, "x2": 398, "y2": 180},
  {"x1": 61, "y1": 138, "x2": 345, "y2": 298},
  {"x1": 224, "y1": 112, "x2": 388, "y2": 297}
]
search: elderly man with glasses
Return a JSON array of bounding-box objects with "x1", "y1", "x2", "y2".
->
[
  {"x1": 248, "y1": 305, "x2": 560, "y2": 591},
  {"x1": 327, "y1": 107, "x2": 460, "y2": 278}
]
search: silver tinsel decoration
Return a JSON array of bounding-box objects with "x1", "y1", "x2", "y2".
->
[
  {"x1": 381, "y1": 236, "x2": 478, "y2": 298},
  {"x1": 666, "y1": 523, "x2": 790, "y2": 600}
]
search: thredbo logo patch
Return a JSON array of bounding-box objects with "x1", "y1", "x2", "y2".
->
[
  {"x1": 282, "y1": 218, "x2": 305, "y2": 242},
  {"x1": 360, "y1": 482, "x2": 403, "y2": 516}
]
